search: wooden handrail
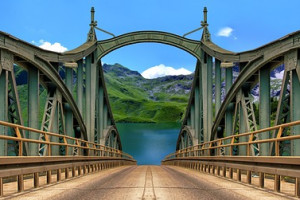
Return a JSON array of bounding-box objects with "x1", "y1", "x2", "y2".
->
[
  {"x1": 0, "y1": 120, "x2": 134, "y2": 160},
  {"x1": 164, "y1": 120, "x2": 300, "y2": 160}
]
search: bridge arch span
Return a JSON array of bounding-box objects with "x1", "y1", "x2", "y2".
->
[
  {"x1": 211, "y1": 32, "x2": 300, "y2": 141},
  {"x1": 176, "y1": 126, "x2": 195, "y2": 150},
  {"x1": 0, "y1": 46, "x2": 87, "y2": 141},
  {"x1": 103, "y1": 126, "x2": 122, "y2": 150},
  {"x1": 96, "y1": 31, "x2": 203, "y2": 61}
]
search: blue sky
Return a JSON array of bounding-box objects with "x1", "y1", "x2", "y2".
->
[{"x1": 1, "y1": 0, "x2": 299, "y2": 77}]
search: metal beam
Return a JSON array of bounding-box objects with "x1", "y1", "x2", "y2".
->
[
  {"x1": 206, "y1": 55, "x2": 213, "y2": 141},
  {"x1": 76, "y1": 60, "x2": 83, "y2": 115},
  {"x1": 28, "y1": 67, "x2": 39, "y2": 156},
  {"x1": 103, "y1": 104, "x2": 108, "y2": 130},
  {"x1": 259, "y1": 67, "x2": 270, "y2": 156},
  {"x1": 191, "y1": 104, "x2": 195, "y2": 130},
  {"x1": 201, "y1": 53, "x2": 213, "y2": 143},
  {"x1": 0, "y1": 71, "x2": 7, "y2": 156},
  {"x1": 239, "y1": 95, "x2": 247, "y2": 156},
  {"x1": 51, "y1": 101, "x2": 59, "y2": 156},
  {"x1": 85, "y1": 55, "x2": 92, "y2": 141},
  {"x1": 90, "y1": 53, "x2": 97, "y2": 143},
  {"x1": 291, "y1": 70, "x2": 300, "y2": 156},
  {"x1": 98, "y1": 87, "x2": 104, "y2": 140},
  {"x1": 215, "y1": 59, "x2": 221, "y2": 114},
  {"x1": 225, "y1": 68, "x2": 233, "y2": 137},
  {"x1": 196, "y1": 60, "x2": 204, "y2": 143},
  {"x1": 65, "y1": 67, "x2": 74, "y2": 154},
  {"x1": 194, "y1": 85, "x2": 199, "y2": 139},
  {"x1": 65, "y1": 67, "x2": 73, "y2": 137}
]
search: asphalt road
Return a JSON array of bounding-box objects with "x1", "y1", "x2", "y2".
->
[
  {"x1": 51, "y1": 165, "x2": 249, "y2": 200},
  {"x1": 8, "y1": 165, "x2": 293, "y2": 200}
]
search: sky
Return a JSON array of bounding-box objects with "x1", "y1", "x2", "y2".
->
[{"x1": 1, "y1": 0, "x2": 299, "y2": 78}]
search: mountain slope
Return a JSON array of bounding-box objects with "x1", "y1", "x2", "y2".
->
[{"x1": 103, "y1": 63, "x2": 193, "y2": 123}]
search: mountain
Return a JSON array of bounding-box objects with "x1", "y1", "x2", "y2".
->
[{"x1": 103, "y1": 63, "x2": 193, "y2": 122}]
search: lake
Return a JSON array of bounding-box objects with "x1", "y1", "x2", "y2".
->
[{"x1": 116, "y1": 123, "x2": 181, "y2": 165}]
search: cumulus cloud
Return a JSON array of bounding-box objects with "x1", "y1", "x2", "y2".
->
[
  {"x1": 275, "y1": 70, "x2": 284, "y2": 79},
  {"x1": 32, "y1": 39, "x2": 68, "y2": 52},
  {"x1": 141, "y1": 64, "x2": 192, "y2": 79},
  {"x1": 217, "y1": 27, "x2": 233, "y2": 37}
]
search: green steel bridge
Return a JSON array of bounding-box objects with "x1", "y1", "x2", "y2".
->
[{"x1": 0, "y1": 7, "x2": 300, "y2": 199}]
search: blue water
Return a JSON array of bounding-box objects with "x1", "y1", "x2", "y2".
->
[{"x1": 116, "y1": 123, "x2": 180, "y2": 165}]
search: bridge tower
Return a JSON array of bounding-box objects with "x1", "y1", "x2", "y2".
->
[
  {"x1": 0, "y1": 7, "x2": 122, "y2": 156},
  {"x1": 63, "y1": 7, "x2": 121, "y2": 150},
  {"x1": 176, "y1": 7, "x2": 216, "y2": 151},
  {"x1": 176, "y1": 7, "x2": 300, "y2": 157}
]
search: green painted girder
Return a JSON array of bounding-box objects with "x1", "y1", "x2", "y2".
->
[
  {"x1": 211, "y1": 32, "x2": 300, "y2": 140},
  {"x1": 176, "y1": 126, "x2": 194, "y2": 150},
  {"x1": 0, "y1": 47, "x2": 87, "y2": 141},
  {"x1": 259, "y1": 67, "x2": 270, "y2": 156},
  {"x1": 1, "y1": 30, "x2": 300, "y2": 64},
  {"x1": 103, "y1": 125, "x2": 122, "y2": 150},
  {"x1": 96, "y1": 31, "x2": 235, "y2": 61}
]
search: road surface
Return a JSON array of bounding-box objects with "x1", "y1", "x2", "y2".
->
[{"x1": 7, "y1": 165, "x2": 293, "y2": 200}]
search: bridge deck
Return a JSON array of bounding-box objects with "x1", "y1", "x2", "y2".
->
[{"x1": 4, "y1": 166, "x2": 294, "y2": 200}]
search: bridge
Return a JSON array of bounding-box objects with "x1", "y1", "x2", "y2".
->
[{"x1": 0, "y1": 7, "x2": 300, "y2": 199}]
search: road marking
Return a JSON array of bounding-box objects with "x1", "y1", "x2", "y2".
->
[{"x1": 142, "y1": 166, "x2": 156, "y2": 200}]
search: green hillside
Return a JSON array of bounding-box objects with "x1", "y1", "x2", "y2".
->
[{"x1": 103, "y1": 63, "x2": 193, "y2": 123}]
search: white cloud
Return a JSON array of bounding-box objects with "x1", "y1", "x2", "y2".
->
[
  {"x1": 32, "y1": 39, "x2": 68, "y2": 52},
  {"x1": 275, "y1": 70, "x2": 284, "y2": 79},
  {"x1": 217, "y1": 27, "x2": 233, "y2": 37},
  {"x1": 141, "y1": 64, "x2": 192, "y2": 79}
]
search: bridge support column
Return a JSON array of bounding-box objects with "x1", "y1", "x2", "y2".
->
[
  {"x1": 191, "y1": 104, "x2": 195, "y2": 130},
  {"x1": 98, "y1": 86, "x2": 104, "y2": 141},
  {"x1": 28, "y1": 67, "x2": 39, "y2": 156},
  {"x1": 107, "y1": 117, "x2": 111, "y2": 127},
  {"x1": 207, "y1": 55, "x2": 213, "y2": 141},
  {"x1": 291, "y1": 69, "x2": 300, "y2": 156},
  {"x1": 180, "y1": 136, "x2": 184, "y2": 149},
  {"x1": 85, "y1": 53, "x2": 97, "y2": 142},
  {"x1": 239, "y1": 100, "x2": 247, "y2": 156},
  {"x1": 225, "y1": 68, "x2": 233, "y2": 137},
  {"x1": 202, "y1": 54, "x2": 213, "y2": 142},
  {"x1": 77, "y1": 60, "x2": 84, "y2": 115},
  {"x1": 197, "y1": 61, "x2": 203, "y2": 143},
  {"x1": 65, "y1": 67, "x2": 74, "y2": 154},
  {"x1": 259, "y1": 67, "x2": 270, "y2": 156},
  {"x1": 0, "y1": 71, "x2": 8, "y2": 156},
  {"x1": 194, "y1": 87, "x2": 199, "y2": 140},
  {"x1": 90, "y1": 54, "x2": 97, "y2": 143},
  {"x1": 103, "y1": 104, "x2": 108, "y2": 130},
  {"x1": 51, "y1": 102, "x2": 60, "y2": 155},
  {"x1": 85, "y1": 55, "x2": 91, "y2": 139},
  {"x1": 215, "y1": 59, "x2": 221, "y2": 114}
]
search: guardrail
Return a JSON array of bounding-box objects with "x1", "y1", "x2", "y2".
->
[
  {"x1": 0, "y1": 120, "x2": 133, "y2": 159},
  {"x1": 166, "y1": 120, "x2": 300, "y2": 158},
  {"x1": 162, "y1": 120, "x2": 300, "y2": 198},
  {"x1": 0, "y1": 120, "x2": 136, "y2": 197}
]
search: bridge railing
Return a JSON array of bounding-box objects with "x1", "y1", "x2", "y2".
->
[
  {"x1": 162, "y1": 121, "x2": 300, "y2": 198},
  {"x1": 165, "y1": 120, "x2": 300, "y2": 159},
  {"x1": 0, "y1": 120, "x2": 133, "y2": 159},
  {"x1": 0, "y1": 120, "x2": 136, "y2": 197}
]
